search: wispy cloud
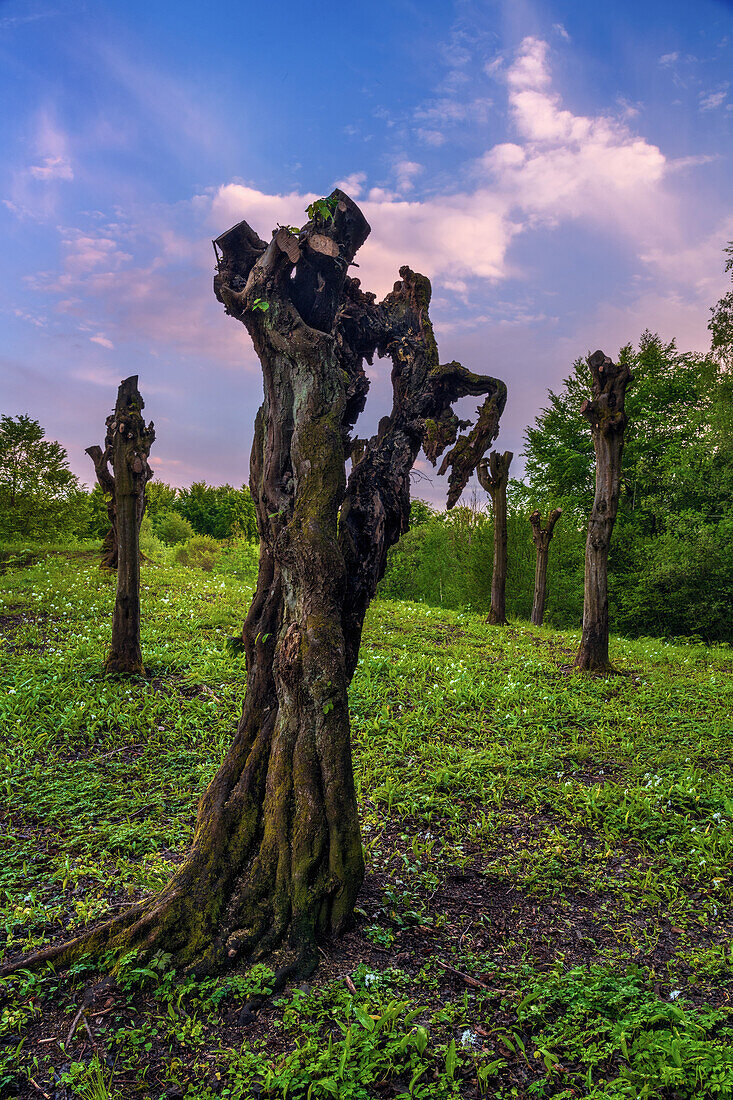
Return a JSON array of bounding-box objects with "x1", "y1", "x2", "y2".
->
[
  {"x1": 699, "y1": 86, "x2": 728, "y2": 111},
  {"x1": 15, "y1": 36, "x2": 720, "y2": 381}
]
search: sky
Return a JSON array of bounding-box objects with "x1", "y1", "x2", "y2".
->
[{"x1": 1, "y1": 0, "x2": 732, "y2": 506}]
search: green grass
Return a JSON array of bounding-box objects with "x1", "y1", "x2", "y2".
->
[{"x1": 1, "y1": 545, "x2": 732, "y2": 1098}]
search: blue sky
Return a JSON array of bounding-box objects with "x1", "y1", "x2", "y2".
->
[{"x1": 1, "y1": 0, "x2": 732, "y2": 504}]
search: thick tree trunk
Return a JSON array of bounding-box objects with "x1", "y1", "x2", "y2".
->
[
  {"x1": 477, "y1": 450, "x2": 513, "y2": 625},
  {"x1": 529, "y1": 507, "x2": 562, "y2": 626},
  {"x1": 2, "y1": 191, "x2": 506, "y2": 982},
  {"x1": 574, "y1": 351, "x2": 632, "y2": 672},
  {"x1": 88, "y1": 378, "x2": 155, "y2": 675}
]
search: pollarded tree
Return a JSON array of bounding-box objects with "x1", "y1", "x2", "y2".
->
[
  {"x1": 87, "y1": 376, "x2": 155, "y2": 674},
  {"x1": 2, "y1": 190, "x2": 506, "y2": 983},
  {"x1": 477, "y1": 449, "x2": 513, "y2": 625},
  {"x1": 575, "y1": 351, "x2": 632, "y2": 672},
  {"x1": 529, "y1": 507, "x2": 562, "y2": 626}
]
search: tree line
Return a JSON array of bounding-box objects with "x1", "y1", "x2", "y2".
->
[
  {"x1": 0, "y1": 417, "x2": 257, "y2": 546},
  {"x1": 381, "y1": 329, "x2": 733, "y2": 645}
]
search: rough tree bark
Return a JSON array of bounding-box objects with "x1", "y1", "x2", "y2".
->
[
  {"x1": 2, "y1": 190, "x2": 506, "y2": 983},
  {"x1": 477, "y1": 450, "x2": 513, "y2": 625},
  {"x1": 87, "y1": 377, "x2": 155, "y2": 675},
  {"x1": 574, "y1": 350, "x2": 632, "y2": 672},
  {"x1": 529, "y1": 507, "x2": 562, "y2": 627}
]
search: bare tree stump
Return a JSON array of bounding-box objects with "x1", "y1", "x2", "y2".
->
[
  {"x1": 88, "y1": 377, "x2": 155, "y2": 675},
  {"x1": 1, "y1": 191, "x2": 507, "y2": 982},
  {"x1": 477, "y1": 450, "x2": 513, "y2": 625},
  {"x1": 574, "y1": 351, "x2": 632, "y2": 672},
  {"x1": 529, "y1": 507, "x2": 562, "y2": 626}
]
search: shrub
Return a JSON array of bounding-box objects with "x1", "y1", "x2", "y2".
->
[
  {"x1": 175, "y1": 535, "x2": 221, "y2": 571},
  {"x1": 139, "y1": 514, "x2": 163, "y2": 559},
  {"x1": 155, "y1": 511, "x2": 195, "y2": 545}
]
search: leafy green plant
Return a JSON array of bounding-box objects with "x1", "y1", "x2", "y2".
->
[
  {"x1": 175, "y1": 534, "x2": 221, "y2": 571},
  {"x1": 155, "y1": 510, "x2": 195, "y2": 546},
  {"x1": 306, "y1": 195, "x2": 339, "y2": 222}
]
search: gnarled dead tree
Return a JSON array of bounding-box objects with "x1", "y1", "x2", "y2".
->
[
  {"x1": 1, "y1": 190, "x2": 506, "y2": 983},
  {"x1": 88, "y1": 377, "x2": 154, "y2": 675},
  {"x1": 477, "y1": 449, "x2": 513, "y2": 625},
  {"x1": 529, "y1": 507, "x2": 562, "y2": 626},
  {"x1": 575, "y1": 351, "x2": 632, "y2": 672}
]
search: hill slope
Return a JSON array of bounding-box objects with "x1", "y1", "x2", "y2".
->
[{"x1": 1, "y1": 546, "x2": 733, "y2": 1098}]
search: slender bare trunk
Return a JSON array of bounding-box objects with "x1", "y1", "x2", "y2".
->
[
  {"x1": 574, "y1": 351, "x2": 632, "y2": 672},
  {"x1": 88, "y1": 377, "x2": 154, "y2": 674},
  {"x1": 529, "y1": 508, "x2": 562, "y2": 626},
  {"x1": 478, "y1": 450, "x2": 513, "y2": 625}
]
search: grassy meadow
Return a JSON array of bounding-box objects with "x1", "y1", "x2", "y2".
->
[{"x1": 1, "y1": 544, "x2": 733, "y2": 1099}]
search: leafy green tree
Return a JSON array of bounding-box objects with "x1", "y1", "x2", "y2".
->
[
  {"x1": 0, "y1": 414, "x2": 85, "y2": 539},
  {"x1": 520, "y1": 331, "x2": 733, "y2": 641},
  {"x1": 156, "y1": 511, "x2": 195, "y2": 545},
  {"x1": 145, "y1": 480, "x2": 178, "y2": 522},
  {"x1": 709, "y1": 242, "x2": 733, "y2": 367},
  {"x1": 174, "y1": 481, "x2": 257, "y2": 540}
]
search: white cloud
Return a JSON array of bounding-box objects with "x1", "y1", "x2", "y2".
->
[
  {"x1": 334, "y1": 172, "x2": 367, "y2": 198},
  {"x1": 23, "y1": 35, "x2": 719, "y2": 369},
  {"x1": 415, "y1": 128, "x2": 446, "y2": 146},
  {"x1": 29, "y1": 155, "x2": 73, "y2": 181},
  {"x1": 700, "y1": 88, "x2": 728, "y2": 111},
  {"x1": 29, "y1": 112, "x2": 74, "y2": 181},
  {"x1": 394, "y1": 160, "x2": 423, "y2": 193},
  {"x1": 659, "y1": 52, "x2": 679, "y2": 66},
  {"x1": 90, "y1": 333, "x2": 114, "y2": 349},
  {"x1": 478, "y1": 36, "x2": 667, "y2": 236},
  {"x1": 552, "y1": 23, "x2": 571, "y2": 42}
]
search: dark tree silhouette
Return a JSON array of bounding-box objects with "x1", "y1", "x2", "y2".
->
[
  {"x1": 477, "y1": 449, "x2": 513, "y2": 625},
  {"x1": 529, "y1": 507, "x2": 562, "y2": 626},
  {"x1": 575, "y1": 351, "x2": 632, "y2": 672},
  {"x1": 2, "y1": 191, "x2": 506, "y2": 983},
  {"x1": 87, "y1": 376, "x2": 154, "y2": 674}
]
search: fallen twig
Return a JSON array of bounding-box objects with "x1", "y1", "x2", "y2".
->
[
  {"x1": 65, "y1": 1003, "x2": 86, "y2": 1045},
  {"x1": 343, "y1": 974, "x2": 357, "y2": 995},
  {"x1": 436, "y1": 960, "x2": 510, "y2": 994},
  {"x1": 28, "y1": 1078, "x2": 51, "y2": 1099}
]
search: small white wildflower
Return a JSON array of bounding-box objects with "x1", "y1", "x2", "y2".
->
[
  {"x1": 461, "y1": 1029, "x2": 478, "y2": 1047},
  {"x1": 364, "y1": 972, "x2": 379, "y2": 987},
  {"x1": 669, "y1": 990, "x2": 682, "y2": 1001}
]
